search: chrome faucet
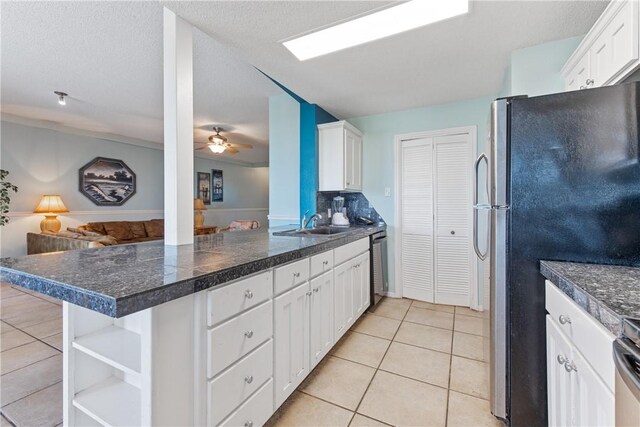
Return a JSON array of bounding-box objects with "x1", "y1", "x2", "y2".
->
[{"x1": 301, "y1": 211, "x2": 322, "y2": 229}]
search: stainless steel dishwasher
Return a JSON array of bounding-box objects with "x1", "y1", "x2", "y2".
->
[{"x1": 370, "y1": 230, "x2": 388, "y2": 307}]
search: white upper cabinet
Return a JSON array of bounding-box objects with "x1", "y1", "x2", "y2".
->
[
  {"x1": 562, "y1": 0, "x2": 640, "y2": 90},
  {"x1": 318, "y1": 121, "x2": 363, "y2": 192}
]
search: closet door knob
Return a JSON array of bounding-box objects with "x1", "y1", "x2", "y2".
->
[
  {"x1": 557, "y1": 354, "x2": 567, "y2": 365},
  {"x1": 245, "y1": 375, "x2": 254, "y2": 384},
  {"x1": 244, "y1": 330, "x2": 253, "y2": 338},
  {"x1": 450, "y1": 230, "x2": 455, "y2": 235}
]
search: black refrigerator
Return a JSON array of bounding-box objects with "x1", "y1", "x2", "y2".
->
[{"x1": 473, "y1": 82, "x2": 640, "y2": 426}]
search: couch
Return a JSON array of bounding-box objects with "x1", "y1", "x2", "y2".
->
[{"x1": 27, "y1": 219, "x2": 165, "y2": 255}]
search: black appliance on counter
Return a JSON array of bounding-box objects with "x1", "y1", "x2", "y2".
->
[{"x1": 474, "y1": 82, "x2": 640, "y2": 426}]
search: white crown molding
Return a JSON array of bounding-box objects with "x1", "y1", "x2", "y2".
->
[
  {"x1": 8, "y1": 207, "x2": 268, "y2": 217},
  {"x1": 1, "y1": 114, "x2": 267, "y2": 168}
]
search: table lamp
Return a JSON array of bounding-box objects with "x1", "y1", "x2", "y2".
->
[
  {"x1": 194, "y1": 198, "x2": 206, "y2": 229},
  {"x1": 34, "y1": 195, "x2": 69, "y2": 233}
]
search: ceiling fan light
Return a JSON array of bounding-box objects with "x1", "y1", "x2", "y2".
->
[{"x1": 209, "y1": 144, "x2": 226, "y2": 154}]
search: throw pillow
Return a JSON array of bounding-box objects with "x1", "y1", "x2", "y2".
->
[
  {"x1": 103, "y1": 221, "x2": 134, "y2": 241},
  {"x1": 85, "y1": 222, "x2": 107, "y2": 235},
  {"x1": 143, "y1": 220, "x2": 164, "y2": 238},
  {"x1": 129, "y1": 222, "x2": 147, "y2": 238}
]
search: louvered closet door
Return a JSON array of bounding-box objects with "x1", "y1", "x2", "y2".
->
[
  {"x1": 400, "y1": 138, "x2": 434, "y2": 302},
  {"x1": 434, "y1": 134, "x2": 472, "y2": 306}
]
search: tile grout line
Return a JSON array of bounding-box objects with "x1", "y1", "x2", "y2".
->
[
  {"x1": 361, "y1": 310, "x2": 485, "y2": 337},
  {"x1": 444, "y1": 306, "x2": 458, "y2": 427},
  {"x1": 350, "y1": 299, "x2": 412, "y2": 424},
  {"x1": 348, "y1": 320, "x2": 486, "y2": 363},
  {"x1": 1, "y1": 319, "x2": 63, "y2": 354}
]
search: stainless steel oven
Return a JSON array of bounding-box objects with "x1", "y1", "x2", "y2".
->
[{"x1": 614, "y1": 319, "x2": 640, "y2": 427}]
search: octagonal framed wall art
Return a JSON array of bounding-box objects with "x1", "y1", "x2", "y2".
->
[{"x1": 79, "y1": 157, "x2": 136, "y2": 206}]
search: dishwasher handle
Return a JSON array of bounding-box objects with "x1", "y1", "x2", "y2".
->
[{"x1": 613, "y1": 338, "x2": 640, "y2": 401}]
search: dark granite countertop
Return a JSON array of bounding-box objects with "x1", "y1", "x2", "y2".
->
[
  {"x1": 0, "y1": 225, "x2": 385, "y2": 318},
  {"x1": 540, "y1": 260, "x2": 640, "y2": 336}
]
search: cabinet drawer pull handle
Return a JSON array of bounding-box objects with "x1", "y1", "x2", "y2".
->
[
  {"x1": 450, "y1": 230, "x2": 455, "y2": 235},
  {"x1": 314, "y1": 288, "x2": 319, "y2": 293},
  {"x1": 557, "y1": 354, "x2": 567, "y2": 365},
  {"x1": 245, "y1": 422, "x2": 253, "y2": 427},
  {"x1": 558, "y1": 315, "x2": 572, "y2": 325},
  {"x1": 586, "y1": 78, "x2": 594, "y2": 86},
  {"x1": 244, "y1": 290, "x2": 253, "y2": 299},
  {"x1": 244, "y1": 330, "x2": 254, "y2": 338},
  {"x1": 347, "y1": 182, "x2": 351, "y2": 185},
  {"x1": 293, "y1": 272, "x2": 300, "y2": 278},
  {"x1": 564, "y1": 360, "x2": 577, "y2": 373},
  {"x1": 244, "y1": 375, "x2": 254, "y2": 384},
  {"x1": 323, "y1": 260, "x2": 328, "y2": 266},
  {"x1": 306, "y1": 291, "x2": 313, "y2": 296}
]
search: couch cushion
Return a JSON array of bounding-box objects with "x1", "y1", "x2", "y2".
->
[
  {"x1": 128, "y1": 222, "x2": 148, "y2": 239},
  {"x1": 85, "y1": 222, "x2": 107, "y2": 235},
  {"x1": 76, "y1": 234, "x2": 118, "y2": 246},
  {"x1": 143, "y1": 220, "x2": 164, "y2": 238},
  {"x1": 103, "y1": 221, "x2": 134, "y2": 241}
]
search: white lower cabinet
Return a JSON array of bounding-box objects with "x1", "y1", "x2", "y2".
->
[
  {"x1": 274, "y1": 282, "x2": 311, "y2": 407},
  {"x1": 310, "y1": 271, "x2": 334, "y2": 369},
  {"x1": 353, "y1": 252, "x2": 371, "y2": 318},
  {"x1": 545, "y1": 284, "x2": 615, "y2": 427},
  {"x1": 334, "y1": 259, "x2": 356, "y2": 341}
]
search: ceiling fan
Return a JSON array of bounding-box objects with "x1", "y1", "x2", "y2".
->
[{"x1": 195, "y1": 127, "x2": 253, "y2": 154}]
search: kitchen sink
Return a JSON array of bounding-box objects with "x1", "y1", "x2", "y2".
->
[{"x1": 273, "y1": 226, "x2": 353, "y2": 237}]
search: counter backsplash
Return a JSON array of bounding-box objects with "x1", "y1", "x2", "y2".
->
[{"x1": 316, "y1": 191, "x2": 385, "y2": 226}]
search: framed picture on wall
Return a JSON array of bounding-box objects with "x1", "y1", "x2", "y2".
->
[
  {"x1": 196, "y1": 172, "x2": 211, "y2": 205},
  {"x1": 79, "y1": 157, "x2": 136, "y2": 206},
  {"x1": 212, "y1": 169, "x2": 223, "y2": 202}
]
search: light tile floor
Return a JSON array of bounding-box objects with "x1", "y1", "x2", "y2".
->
[
  {"x1": 0, "y1": 284, "x2": 502, "y2": 427},
  {"x1": 0, "y1": 282, "x2": 63, "y2": 427},
  {"x1": 267, "y1": 297, "x2": 503, "y2": 427}
]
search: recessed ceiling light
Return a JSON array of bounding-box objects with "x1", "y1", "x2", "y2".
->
[
  {"x1": 283, "y1": 0, "x2": 469, "y2": 61},
  {"x1": 54, "y1": 91, "x2": 68, "y2": 106}
]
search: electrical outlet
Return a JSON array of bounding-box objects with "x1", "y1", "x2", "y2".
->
[{"x1": 384, "y1": 187, "x2": 391, "y2": 197}]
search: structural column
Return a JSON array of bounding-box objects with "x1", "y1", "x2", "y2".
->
[{"x1": 163, "y1": 7, "x2": 194, "y2": 245}]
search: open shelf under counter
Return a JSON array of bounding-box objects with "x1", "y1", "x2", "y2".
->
[
  {"x1": 72, "y1": 325, "x2": 142, "y2": 376},
  {"x1": 73, "y1": 376, "x2": 141, "y2": 427}
]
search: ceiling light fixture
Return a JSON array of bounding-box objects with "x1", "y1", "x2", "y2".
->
[
  {"x1": 283, "y1": 0, "x2": 469, "y2": 61},
  {"x1": 208, "y1": 144, "x2": 226, "y2": 154},
  {"x1": 54, "y1": 91, "x2": 68, "y2": 106}
]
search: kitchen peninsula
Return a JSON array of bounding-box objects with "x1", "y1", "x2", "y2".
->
[{"x1": 0, "y1": 226, "x2": 383, "y2": 426}]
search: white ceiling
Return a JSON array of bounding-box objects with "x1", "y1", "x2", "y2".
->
[
  {"x1": 2, "y1": 1, "x2": 608, "y2": 165},
  {"x1": 1, "y1": 1, "x2": 281, "y2": 165},
  {"x1": 165, "y1": 0, "x2": 609, "y2": 118}
]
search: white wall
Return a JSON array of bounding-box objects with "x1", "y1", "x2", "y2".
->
[
  {"x1": 268, "y1": 93, "x2": 300, "y2": 227},
  {"x1": 0, "y1": 120, "x2": 268, "y2": 257}
]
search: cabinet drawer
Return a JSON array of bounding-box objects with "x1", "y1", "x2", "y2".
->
[
  {"x1": 334, "y1": 238, "x2": 369, "y2": 266},
  {"x1": 545, "y1": 281, "x2": 615, "y2": 391},
  {"x1": 208, "y1": 340, "x2": 273, "y2": 427},
  {"x1": 219, "y1": 379, "x2": 274, "y2": 427},
  {"x1": 274, "y1": 258, "x2": 309, "y2": 295},
  {"x1": 207, "y1": 271, "x2": 273, "y2": 327},
  {"x1": 208, "y1": 301, "x2": 273, "y2": 378},
  {"x1": 310, "y1": 250, "x2": 334, "y2": 278}
]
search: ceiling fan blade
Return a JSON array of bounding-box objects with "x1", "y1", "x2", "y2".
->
[
  {"x1": 226, "y1": 147, "x2": 239, "y2": 154},
  {"x1": 230, "y1": 143, "x2": 253, "y2": 149}
]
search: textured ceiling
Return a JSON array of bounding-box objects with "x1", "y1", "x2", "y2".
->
[
  {"x1": 1, "y1": 1, "x2": 281, "y2": 165},
  {"x1": 2, "y1": 1, "x2": 609, "y2": 165},
  {"x1": 165, "y1": 0, "x2": 609, "y2": 119}
]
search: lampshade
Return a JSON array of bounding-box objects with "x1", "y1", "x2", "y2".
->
[
  {"x1": 34, "y1": 195, "x2": 69, "y2": 213},
  {"x1": 194, "y1": 198, "x2": 206, "y2": 210}
]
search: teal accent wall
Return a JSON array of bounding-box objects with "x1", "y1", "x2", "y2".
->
[{"x1": 299, "y1": 104, "x2": 337, "y2": 217}]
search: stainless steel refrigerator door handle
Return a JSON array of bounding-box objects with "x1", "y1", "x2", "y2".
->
[{"x1": 473, "y1": 153, "x2": 489, "y2": 260}]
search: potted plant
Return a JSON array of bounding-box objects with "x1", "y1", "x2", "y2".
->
[{"x1": 0, "y1": 169, "x2": 18, "y2": 226}]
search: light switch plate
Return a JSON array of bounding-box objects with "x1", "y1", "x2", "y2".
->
[{"x1": 384, "y1": 187, "x2": 391, "y2": 197}]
